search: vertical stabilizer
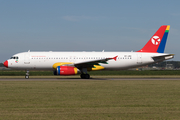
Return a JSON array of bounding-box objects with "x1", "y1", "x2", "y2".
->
[{"x1": 137, "y1": 25, "x2": 170, "y2": 53}]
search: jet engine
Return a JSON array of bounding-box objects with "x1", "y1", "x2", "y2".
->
[{"x1": 54, "y1": 66, "x2": 78, "y2": 75}]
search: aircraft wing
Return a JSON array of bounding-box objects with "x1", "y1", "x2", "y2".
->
[{"x1": 74, "y1": 56, "x2": 118, "y2": 69}]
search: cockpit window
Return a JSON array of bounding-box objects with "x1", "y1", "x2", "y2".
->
[{"x1": 10, "y1": 56, "x2": 19, "y2": 59}]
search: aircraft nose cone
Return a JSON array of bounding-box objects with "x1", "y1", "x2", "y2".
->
[{"x1": 3, "y1": 60, "x2": 8, "y2": 68}]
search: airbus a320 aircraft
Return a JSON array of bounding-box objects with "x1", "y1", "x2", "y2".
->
[{"x1": 4, "y1": 25, "x2": 174, "y2": 79}]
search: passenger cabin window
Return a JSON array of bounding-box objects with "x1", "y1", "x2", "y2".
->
[{"x1": 10, "y1": 56, "x2": 18, "y2": 59}]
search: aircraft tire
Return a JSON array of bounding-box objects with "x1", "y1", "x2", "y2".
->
[
  {"x1": 25, "y1": 75, "x2": 29, "y2": 79},
  {"x1": 80, "y1": 74, "x2": 84, "y2": 79},
  {"x1": 81, "y1": 74, "x2": 90, "y2": 79},
  {"x1": 85, "y1": 74, "x2": 90, "y2": 79}
]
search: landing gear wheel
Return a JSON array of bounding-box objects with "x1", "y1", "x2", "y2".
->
[
  {"x1": 80, "y1": 74, "x2": 84, "y2": 79},
  {"x1": 25, "y1": 75, "x2": 29, "y2": 79},
  {"x1": 85, "y1": 74, "x2": 90, "y2": 79},
  {"x1": 25, "y1": 70, "x2": 29, "y2": 79},
  {"x1": 80, "y1": 74, "x2": 90, "y2": 79}
]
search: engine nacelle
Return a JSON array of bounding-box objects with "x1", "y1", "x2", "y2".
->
[{"x1": 54, "y1": 66, "x2": 78, "y2": 75}]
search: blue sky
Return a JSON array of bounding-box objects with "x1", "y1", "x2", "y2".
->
[{"x1": 0, "y1": 0, "x2": 180, "y2": 62}]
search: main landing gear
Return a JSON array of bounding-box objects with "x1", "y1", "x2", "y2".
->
[
  {"x1": 80, "y1": 74, "x2": 90, "y2": 79},
  {"x1": 25, "y1": 70, "x2": 29, "y2": 79},
  {"x1": 80, "y1": 68, "x2": 90, "y2": 79}
]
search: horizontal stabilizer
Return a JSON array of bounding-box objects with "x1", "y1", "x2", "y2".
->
[{"x1": 152, "y1": 54, "x2": 174, "y2": 62}]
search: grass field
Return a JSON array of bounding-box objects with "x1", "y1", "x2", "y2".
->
[{"x1": 0, "y1": 80, "x2": 180, "y2": 119}]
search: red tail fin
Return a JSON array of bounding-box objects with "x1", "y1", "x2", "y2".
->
[{"x1": 137, "y1": 25, "x2": 170, "y2": 53}]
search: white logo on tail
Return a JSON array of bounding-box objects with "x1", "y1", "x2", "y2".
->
[{"x1": 151, "y1": 36, "x2": 161, "y2": 45}]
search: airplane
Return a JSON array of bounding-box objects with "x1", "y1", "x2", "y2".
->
[{"x1": 3, "y1": 25, "x2": 174, "y2": 79}]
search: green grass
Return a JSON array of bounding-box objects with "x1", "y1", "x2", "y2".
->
[
  {"x1": 0, "y1": 80, "x2": 180, "y2": 119},
  {"x1": 1, "y1": 70, "x2": 180, "y2": 76}
]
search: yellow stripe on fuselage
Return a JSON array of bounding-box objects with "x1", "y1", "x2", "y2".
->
[{"x1": 52, "y1": 62, "x2": 73, "y2": 69}]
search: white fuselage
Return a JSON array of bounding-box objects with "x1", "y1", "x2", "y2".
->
[{"x1": 7, "y1": 51, "x2": 173, "y2": 70}]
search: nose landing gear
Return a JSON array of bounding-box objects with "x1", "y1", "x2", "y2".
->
[{"x1": 25, "y1": 70, "x2": 29, "y2": 79}]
